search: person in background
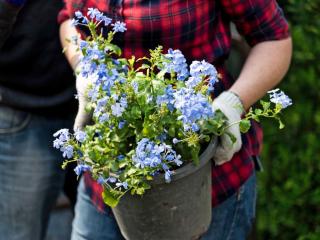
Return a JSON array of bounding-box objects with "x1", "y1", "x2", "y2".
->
[
  {"x1": 59, "y1": 1, "x2": 292, "y2": 239},
  {"x1": 0, "y1": 0, "x2": 25, "y2": 47},
  {"x1": 0, "y1": 1, "x2": 78, "y2": 239}
]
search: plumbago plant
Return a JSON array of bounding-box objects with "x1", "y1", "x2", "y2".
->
[{"x1": 54, "y1": 8, "x2": 292, "y2": 207}]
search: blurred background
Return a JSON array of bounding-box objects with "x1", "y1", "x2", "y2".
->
[{"x1": 247, "y1": 1, "x2": 319, "y2": 239}]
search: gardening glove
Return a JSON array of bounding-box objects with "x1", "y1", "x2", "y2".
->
[
  {"x1": 211, "y1": 91, "x2": 244, "y2": 165},
  {"x1": 73, "y1": 65, "x2": 93, "y2": 131}
]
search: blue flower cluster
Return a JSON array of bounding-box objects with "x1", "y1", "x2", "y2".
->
[
  {"x1": 74, "y1": 164, "x2": 91, "y2": 176},
  {"x1": 111, "y1": 94, "x2": 128, "y2": 117},
  {"x1": 72, "y1": 8, "x2": 112, "y2": 27},
  {"x1": 187, "y1": 60, "x2": 218, "y2": 93},
  {"x1": 162, "y1": 49, "x2": 189, "y2": 81},
  {"x1": 112, "y1": 21, "x2": 127, "y2": 33},
  {"x1": 53, "y1": 129, "x2": 74, "y2": 159},
  {"x1": 132, "y1": 138, "x2": 182, "y2": 183},
  {"x1": 97, "y1": 175, "x2": 128, "y2": 190},
  {"x1": 74, "y1": 129, "x2": 87, "y2": 143},
  {"x1": 71, "y1": 8, "x2": 127, "y2": 108},
  {"x1": 268, "y1": 89, "x2": 292, "y2": 109},
  {"x1": 156, "y1": 85, "x2": 175, "y2": 112},
  {"x1": 174, "y1": 88, "x2": 214, "y2": 132}
]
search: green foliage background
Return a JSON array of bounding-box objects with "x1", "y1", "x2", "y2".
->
[{"x1": 256, "y1": 1, "x2": 320, "y2": 239}]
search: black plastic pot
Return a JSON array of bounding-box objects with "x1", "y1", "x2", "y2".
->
[{"x1": 112, "y1": 139, "x2": 217, "y2": 240}]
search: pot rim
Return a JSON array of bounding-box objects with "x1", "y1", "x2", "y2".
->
[{"x1": 151, "y1": 137, "x2": 217, "y2": 185}]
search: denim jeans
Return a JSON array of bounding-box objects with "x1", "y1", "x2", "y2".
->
[
  {"x1": 71, "y1": 172, "x2": 256, "y2": 240},
  {"x1": 0, "y1": 105, "x2": 73, "y2": 240}
]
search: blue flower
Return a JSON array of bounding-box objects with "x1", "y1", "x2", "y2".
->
[
  {"x1": 173, "y1": 88, "x2": 214, "y2": 132},
  {"x1": 102, "y1": 16, "x2": 112, "y2": 26},
  {"x1": 74, "y1": 130, "x2": 87, "y2": 143},
  {"x1": 131, "y1": 82, "x2": 139, "y2": 93},
  {"x1": 73, "y1": 11, "x2": 88, "y2": 25},
  {"x1": 74, "y1": 11, "x2": 83, "y2": 19},
  {"x1": 62, "y1": 145, "x2": 74, "y2": 159},
  {"x1": 111, "y1": 103, "x2": 125, "y2": 117},
  {"x1": 189, "y1": 60, "x2": 218, "y2": 93},
  {"x1": 132, "y1": 138, "x2": 182, "y2": 182},
  {"x1": 162, "y1": 49, "x2": 189, "y2": 81},
  {"x1": 185, "y1": 76, "x2": 202, "y2": 89},
  {"x1": 97, "y1": 176, "x2": 106, "y2": 185},
  {"x1": 53, "y1": 128, "x2": 70, "y2": 142},
  {"x1": 117, "y1": 155, "x2": 125, "y2": 161},
  {"x1": 173, "y1": 155, "x2": 183, "y2": 166},
  {"x1": 79, "y1": 40, "x2": 88, "y2": 50},
  {"x1": 116, "y1": 181, "x2": 128, "y2": 189},
  {"x1": 53, "y1": 129, "x2": 75, "y2": 157},
  {"x1": 172, "y1": 138, "x2": 180, "y2": 144},
  {"x1": 165, "y1": 170, "x2": 172, "y2": 183},
  {"x1": 156, "y1": 85, "x2": 175, "y2": 111},
  {"x1": 166, "y1": 154, "x2": 175, "y2": 161},
  {"x1": 111, "y1": 95, "x2": 127, "y2": 117},
  {"x1": 191, "y1": 123, "x2": 200, "y2": 132},
  {"x1": 157, "y1": 133, "x2": 167, "y2": 142},
  {"x1": 119, "y1": 96, "x2": 128, "y2": 108},
  {"x1": 112, "y1": 21, "x2": 127, "y2": 33},
  {"x1": 53, "y1": 138, "x2": 64, "y2": 149},
  {"x1": 118, "y1": 120, "x2": 126, "y2": 129},
  {"x1": 107, "y1": 177, "x2": 117, "y2": 183},
  {"x1": 87, "y1": 8, "x2": 99, "y2": 20},
  {"x1": 99, "y1": 113, "x2": 110, "y2": 123},
  {"x1": 268, "y1": 89, "x2": 292, "y2": 109},
  {"x1": 74, "y1": 164, "x2": 91, "y2": 176},
  {"x1": 70, "y1": 18, "x2": 79, "y2": 27}
]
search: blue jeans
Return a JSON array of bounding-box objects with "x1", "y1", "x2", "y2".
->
[
  {"x1": 72, "y1": 172, "x2": 256, "y2": 240},
  {"x1": 0, "y1": 105, "x2": 73, "y2": 240}
]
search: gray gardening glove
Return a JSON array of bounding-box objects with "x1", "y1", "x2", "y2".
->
[
  {"x1": 211, "y1": 91, "x2": 244, "y2": 165},
  {"x1": 73, "y1": 67, "x2": 93, "y2": 131}
]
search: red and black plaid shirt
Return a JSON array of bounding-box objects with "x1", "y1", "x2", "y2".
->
[{"x1": 59, "y1": 0, "x2": 289, "y2": 212}]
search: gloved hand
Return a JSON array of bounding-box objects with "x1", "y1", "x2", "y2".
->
[
  {"x1": 73, "y1": 66, "x2": 93, "y2": 131},
  {"x1": 211, "y1": 91, "x2": 244, "y2": 165}
]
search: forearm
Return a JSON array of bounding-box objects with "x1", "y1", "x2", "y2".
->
[
  {"x1": 59, "y1": 19, "x2": 82, "y2": 70},
  {"x1": 229, "y1": 37, "x2": 292, "y2": 110}
]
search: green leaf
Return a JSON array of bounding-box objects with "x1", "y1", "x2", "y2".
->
[
  {"x1": 111, "y1": 161, "x2": 120, "y2": 172},
  {"x1": 261, "y1": 100, "x2": 271, "y2": 111},
  {"x1": 252, "y1": 115, "x2": 260, "y2": 122},
  {"x1": 239, "y1": 119, "x2": 251, "y2": 133},
  {"x1": 128, "y1": 56, "x2": 135, "y2": 67},
  {"x1": 278, "y1": 119, "x2": 285, "y2": 129},
  {"x1": 254, "y1": 109, "x2": 263, "y2": 115},
  {"x1": 136, "y1": 188, "x2": 145, "y2": 195},
  {"x1": 168, "y1": 125, "x2": 176, "y2": 137},
  {"x1": 140, "y1": 64, "x2": 150, "y2": 69},
  {"x1": 146, "y1": 175, "x2": 153, "y2": 181},
  {"x1": 130, "y1": 105, "x2": 142, "y2": 119},
  {"x1": 105, "y1": 43, "x2": 122, "y2": 56},
  {"x1": 127, "y1": 168, "x2": 138, "y2": 175},
  {"x1": 102, "y1": 189, "x2": 120, "y2": 208}
]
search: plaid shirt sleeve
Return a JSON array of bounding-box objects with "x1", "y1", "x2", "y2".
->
[
  {"x1": 220, "y1": 0, "x2": 290, "y2": 46},
  {"x1": 57, "y1": 1, "x2": 69, "y2": 24}
]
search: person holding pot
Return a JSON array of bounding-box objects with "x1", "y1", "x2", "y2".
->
[
  {"x1": 0, "y1": 0, "x2": 79, "y2": 239},
  {"x1": 59, "y1": 1, "x2": 292, "y2": 239}
]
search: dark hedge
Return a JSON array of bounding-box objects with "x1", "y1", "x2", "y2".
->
[{"x1": 256, "y1": 1, "x2": 320, "y2": 239}]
